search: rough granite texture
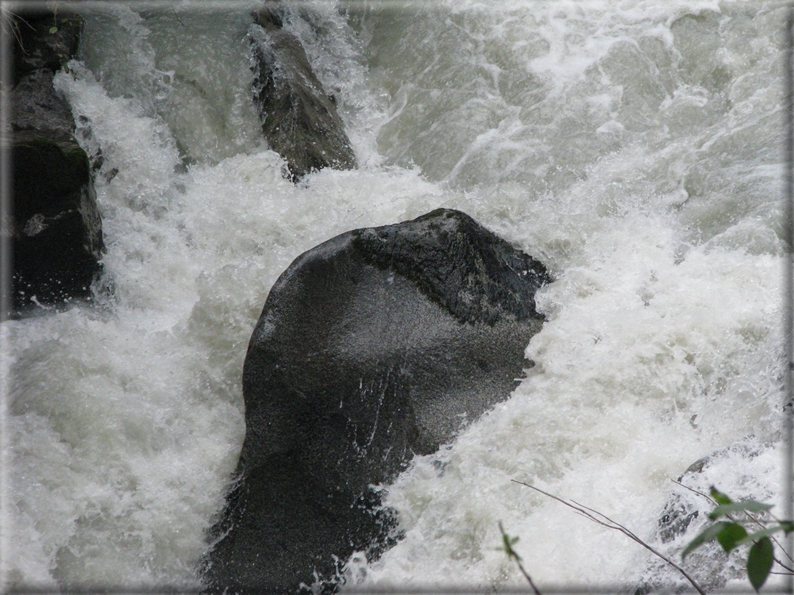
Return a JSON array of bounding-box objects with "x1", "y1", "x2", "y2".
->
[{"x1": 249, "y1": 7, "x2": 356, "y2": 181}]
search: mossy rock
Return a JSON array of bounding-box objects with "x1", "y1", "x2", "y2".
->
[
  {"x1": 8, "y1": 5, "x2": 104, "y2": 316},
  {"x1": 13, "y1": 134, "x2": 90, "y2": 216},
  {"x1": 11, "y1": 134, "x2": 104, "y2": 313},
  {"x1": 12, "y1": 8, "x2": 83, "y2": 84}
]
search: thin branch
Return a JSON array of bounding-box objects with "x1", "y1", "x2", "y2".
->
[
  {"x1": 513, "y1": 557, "x2": 542, "y2": 595},
  {"x1": 773, "y1": 559, "x2": 794, "y2": 574},
  {"x1": 171, "y1": 6, "x2": 186, "y2": 27},
  {"x1": 512, "y1": 480, "x2": 707, "y2": 595},
  {"x1": 672, "y1": 479, "x2": 717, "y2": 506},
  {"x1": 761, "y1": 525, "x2": 794, "y2": 567},
  {"x1": 671, "y1": 479, "x2": 794, "y2": 567},
  {"x1": 2, "y1": 10, "x2": 31, "y2": 54},
  {"x1": 498, "y1": 522, "x2": 542, "y2": 595}
]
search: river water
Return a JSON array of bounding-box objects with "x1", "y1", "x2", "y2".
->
[{"x1": 2, "y1": 0, "x2": 790, "y2": 591}]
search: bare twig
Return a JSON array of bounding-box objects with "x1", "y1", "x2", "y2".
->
[
  {"x1": 512, "y1": 480, "x2": 707, "y2": 595},
  {"x1": 171, "y1": 6, "x2": 185, "y2": 27},
  {"x1": 672, "y1": 479, "x2": 717, "y2": 505},
  {"x1": 2, "y1": 8, "x2": 32, "y2": 53},
  {"x1": 773, "y1": 558, "x2": 794, "y2": 575}
]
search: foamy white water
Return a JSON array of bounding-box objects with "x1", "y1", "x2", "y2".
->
[{"x1": 2, "y1": 0, "x2": 789, "y2": 592}]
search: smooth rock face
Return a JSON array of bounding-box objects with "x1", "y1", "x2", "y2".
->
[
  {"x1": 248, "y1": 8, "x2": 357, "y2": 181},
  {"x1": 204, "y1": 209, "x2": 551, "y2": 594},
  {"x1": 8, "y1": 8, "x2": 104, "y2": 315}
]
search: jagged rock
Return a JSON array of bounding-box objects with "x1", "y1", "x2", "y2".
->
[
  {"x1": 11, "y1": 68, "x2": 75, "y2": 141},
  {"x1": 8, "y1": 7, "x2": 104, "y2": 315},
  {"x1": 11, "y1": 8, "x2": 82, "y2": 86},
  {"x1": 248, "y1": 7, "x2": 357, "y2": 182},
  {"x1": 203, "y1": 209, "x2": 551, "y2": 594},
  {"x1": 656, "y1": 493, "x2": 699, "y2": 544}
]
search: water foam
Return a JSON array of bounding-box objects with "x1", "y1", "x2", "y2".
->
[{"x1": 3, "y1": 0, "x2": 788, "y2": 591}]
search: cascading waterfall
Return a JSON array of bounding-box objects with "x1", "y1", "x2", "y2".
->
[{"x1": 2, "y1": 0, "x2": 789, "y2": 592}]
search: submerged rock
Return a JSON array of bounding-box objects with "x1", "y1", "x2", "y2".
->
[
  {"x1": 634, "y1": 440, "x2": 776, "y2": 595},
  {"x1": 204, "y1": 209, "x2": 551, "y2": 594},
  {"x1": 8, "y1": 7, "x2": 104, "y2": 315},
  {"x1": 248, "y1": 6, "x2": 357, "y2": 182}
]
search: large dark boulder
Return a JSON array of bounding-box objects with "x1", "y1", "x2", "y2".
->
[
  {"x1": 7, "y1": 7, "x2": 104, "y2": 315},
  {"x1": 204, "y1": 209, "x2": 551, "y2": 594},
  {"x1": 248, "y1": 6, "x2": 357, "y2": 182}
]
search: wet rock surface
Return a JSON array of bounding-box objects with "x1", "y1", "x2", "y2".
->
[
  {"x1": 11, "y1": 133, "x2": 103, "y2": 312},
  {"x1": 248, "y1": 5, "x2": 357, "y2": 182},
  {"x1": 204, "y1": 209, "x2": 551, "y2": 594},
  {"x1": 8, "y1": 7, "x2": 104, "y2": 315}
]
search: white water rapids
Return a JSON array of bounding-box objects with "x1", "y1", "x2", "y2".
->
[{"x1": 1, "y1": 0, "x2": 790, "y2": 592}]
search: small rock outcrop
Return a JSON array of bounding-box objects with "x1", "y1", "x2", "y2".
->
[
  {"x1": 248, "y1": 5, "x2": 356, "y2": 182},
  {"x1": 8, "y1": 7, "x2": 104, "y2": 315},
  {"x1": 12, "y1": 7, "x2": 82, "y2": 85},
  {"x1": 634, "y1": 440, "x2": 776, "y2": 595},
  {"x1": 204, "y1": 209, "x2": 551, "y2": 594}
]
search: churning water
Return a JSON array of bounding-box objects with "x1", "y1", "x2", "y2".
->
[{"x1": 2, "y1": 0, "x2": 790, "y2": 591}]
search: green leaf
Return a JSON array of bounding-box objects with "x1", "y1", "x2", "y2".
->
[
  {"x1": 716, "y1": 523, "x2": 748, "y2": 554},
  {"x1": 682, "y1": 521, "x2": 733, "y2": 559},
  {"x1": 710, "y1": 487, "x2": 733, "y2": 505},
  {"x1": 498, "y1": 522, "x2": 521, "y2": 561},
  {"x1": 709, "y1": 500, "x2": 774, "y2": 520},
  {"x1": 735, "y1": 525, "x2": 788, "y2": 548},
  {"x1": 747, "y1": 536, "x2": 774, "y2": 592},
  {"x1": 781, "y1": 520, "x2": 794, "y2": 534},
  {"x1": 49, "y1": 26, "x2": 58, "y2": 34}
]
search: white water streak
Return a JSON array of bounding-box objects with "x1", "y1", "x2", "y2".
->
[{"x1": 2, "y1": 0, "x2": 788, "y2": 591}]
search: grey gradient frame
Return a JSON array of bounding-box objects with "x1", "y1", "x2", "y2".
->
[{"x1": 0, "y1": 1, "x2": 792, "y2": 594}]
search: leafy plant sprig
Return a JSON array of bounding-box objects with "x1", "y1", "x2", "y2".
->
[
  {"x1": 46, "y1": 0, "x2": 59, "y2": 34},
  {"x1": 497, "y1": 521, "x2": 542, "y2": 595},
  {"x1": 682, "y1": 487, "x2": 794, "y2": 592}
]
